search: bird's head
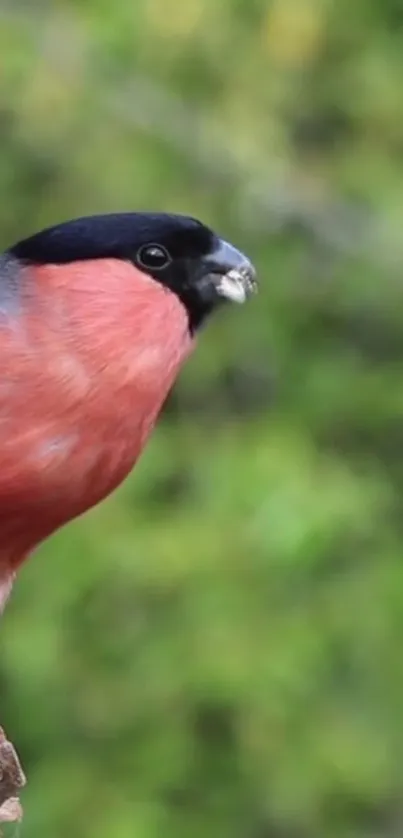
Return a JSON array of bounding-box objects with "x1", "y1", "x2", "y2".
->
[{"x1": 10, "y1": 212, "x2": 257, "y2": 333}]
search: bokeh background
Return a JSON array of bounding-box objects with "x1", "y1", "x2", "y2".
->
[{"x1": 2, "y1": 1, "x2": 403, "y2": 836}]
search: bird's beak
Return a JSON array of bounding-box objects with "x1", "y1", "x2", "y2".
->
[{"x1": 201, "y1": 239, "x2": 257, "y2": 304}]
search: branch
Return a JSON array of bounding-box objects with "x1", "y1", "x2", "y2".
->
[{"x1": 0, "y1": 728, "x2": 25, "y2": 823}]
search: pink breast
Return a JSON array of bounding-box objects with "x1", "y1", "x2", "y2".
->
[{"x1": 0, "y1": 258, "x2": 194, "y2": 568}]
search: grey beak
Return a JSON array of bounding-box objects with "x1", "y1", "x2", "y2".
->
[{"x1": 203, "y1": 239, "x2": 257, "y2": 304}]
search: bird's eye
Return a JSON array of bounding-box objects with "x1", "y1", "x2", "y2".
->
[{"x1": 137, "y1": 244, "x2": 171, "y2": 270}]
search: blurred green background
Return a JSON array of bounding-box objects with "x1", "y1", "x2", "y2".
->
[{"x1": 2, "y1": 1, "x2": 403, "y2": 836}]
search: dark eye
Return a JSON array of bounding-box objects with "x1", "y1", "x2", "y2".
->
[{"x1": 137, "y1": 243, "x2": 171, "y2": 270}]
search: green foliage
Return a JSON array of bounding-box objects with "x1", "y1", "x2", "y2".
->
[{"x1": 2, "y1": 1, "x2": 403, "y2": 836}]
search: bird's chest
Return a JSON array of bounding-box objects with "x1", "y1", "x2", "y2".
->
[
  {"x1": 0, "y1": 341, "x2": 185, "y2": 538},
  {"x1": 0, "y1": 278, "x2": 193, "y2": 562}
]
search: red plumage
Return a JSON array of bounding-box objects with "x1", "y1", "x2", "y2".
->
[{"x1": 0, "y1": 258, "x2": 192, "y2": 589}]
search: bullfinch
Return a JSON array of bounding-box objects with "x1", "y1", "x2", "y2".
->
[
  {"x1": 0, "y1": 212, "x2": 256, "y2": 613},
  {"x1": 0, "y1": 211, "x2": 256, "y2": 815}
]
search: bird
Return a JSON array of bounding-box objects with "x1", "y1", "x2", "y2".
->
[
  {"x1": 0, "y1": 211, "x2": 256, "y2": 817},
  {"x1": 0, "y1": 211, "x2": 256, "y2": 614}
]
